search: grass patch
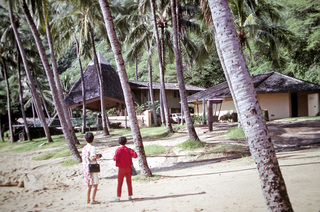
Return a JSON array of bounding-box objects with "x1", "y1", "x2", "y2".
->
[
  {"x1": 177, "y1": 139, "x2": 205, "y2": 151},
  {"x1": 226, "y1": 127, "x2": 246, "y2": 139},
  {"x1": 32, "y1": 148, "x2": 71, "y2": 160},
  {"x1": 61, "y1": 158, "x2": 81, "y2": 167},
  {"x1": 144, "y1": 144, "x2": 167, "y2": 156},
  {"x1": 132, "y1": 174, "x2": 163, "y2": 181},
  {"x1": 211, "y1": 143, "x2": 248, "y2": 154}
]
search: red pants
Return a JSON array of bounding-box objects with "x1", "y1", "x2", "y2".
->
[{"x1": 117, "y1": 167, "x2": 132, "y2": 197}]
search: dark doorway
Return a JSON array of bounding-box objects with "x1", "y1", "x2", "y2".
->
[{"x1": 291, "y1": 93, "x2": 298, "y2": 117}]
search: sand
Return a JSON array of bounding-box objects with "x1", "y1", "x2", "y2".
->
[{"x1": 0, "y1": 119, "x2": 319, "y2": 212}]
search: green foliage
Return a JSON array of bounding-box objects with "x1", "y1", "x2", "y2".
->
[
  {"x1": 144, "y1": 144, "x2": 167, "y2": 156},
  {"x1": 177, "y1": 139, "x2": 205, "y2": 150},
  {"x1": 226, "y1": 127, "x2": 246, "y2": 139},
  {"x1": 220, "y1": 113, "x2": 233, "y2": 122}
]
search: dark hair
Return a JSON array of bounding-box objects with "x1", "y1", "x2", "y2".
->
[
  {"x1": 85, "y1": 132, "x2": 94, "y2": 143},
  {"x1": 118, "y1": 136, "x2": 127, "y2": 145}
]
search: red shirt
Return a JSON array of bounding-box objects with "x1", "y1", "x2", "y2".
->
[{"x1": 113, "y1": 145, "x2": 138, "y2": 168}]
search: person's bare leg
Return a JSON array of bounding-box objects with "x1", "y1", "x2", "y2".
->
[
  {"x1": 87, "y1": 185, "x2": 92, "y2": 204},
  {"x1": 92, "y1": 184, "x2": 98, "y2": 203}
]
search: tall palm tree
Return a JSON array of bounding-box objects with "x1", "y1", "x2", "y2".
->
[
  {"x1": 98, "y1": 0, "x2": 152, "y2": 177},
  {"x1": 170, "y1": 0, "x2": 199, "y2": 141},
  {"x1": 17, "y1": 50, "x2": 31, "y2": 141},
  {"x1": 0, "y1": 58, "x2": 14, "y2": 142},
  {"x1": 119, "y1": 1, "x2": 158, "y2": 126},
  {"x1": 207, "y1": 0, "x2": 292, "y2": 210},
  {"x1": 149, "y1": 0, "x2": 173, "y2": 133},
  {"x1": 7, "y1": 0, "x2": 53, "y2": 143},
  {"x1": 20, "y1": 0, "x2": 81, "y2": 161},
  {"x1": 60, "y1": 0, "x2": 109, "y2": 136}
]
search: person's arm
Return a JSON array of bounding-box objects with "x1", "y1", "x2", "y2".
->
[
  {"x1": 113, "y1": 148, "x2": 119, "y2": 161},
  {"x1": 90, "y1": 146, "x2": 97, "y2": 161},
  {"x1": 130, "y1": 149, "x2": 138, "y2": 158}
]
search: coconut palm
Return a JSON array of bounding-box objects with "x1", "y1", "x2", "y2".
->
[
  {"x1": 98, "y1": 0, "x2": 152, "y2": 177},
  {"x1": 207, "y1": 0, "x2": 293, "y2": 210},
  {"x1": 58, "y1": 0, "x2": 109, "y2": 136},
  {"x1": 149, "y1": 0, "x2": 173, "y2": 133},
  {"x1": 5, "y1": 0, "x2": 53, "y2": 143},
  {"x1": 17, "y1": 50, "x2": 31, "y2": 141},
  {"x1": 117, "y1": 1, "x2": 159, "y2": 126},
  {"x1": 170, "y1": 0, "x2": 199, "y2": 140},
  {"x1": 20, "y1": 0, "x2": 81, "y2": 161},
  {"x1": 0, "y1": 57, "x2": 14, "y2": 142}
]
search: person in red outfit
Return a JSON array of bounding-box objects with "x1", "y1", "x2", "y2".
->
[{"x1": 113, "y1": 136, "x2": 138, "y2": 202}]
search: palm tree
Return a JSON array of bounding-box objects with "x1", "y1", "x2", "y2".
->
[
  {"x1": 98, "y1": 0, "x2": 152, "y2": 177},
  {"x1": 207, "y1": 0, "x2": 293, "y2": 210},
  {"x1": 20, "y1": 0, "x2": 81, "y2": 161},
  {"x1": 17, "y1": 50, "x2": 31, "y2": 141},
  {"x1": 229, "y1": 0, "x2": 292, "y2": 67},
  {"x1": 59, "y1": 0, "x2": 109, "y2": 136},
  {"x1": 0, "y1": 58, "x2": 14, "y2": 142},
  {"x1": 118, "y1": 1, "x2": 158, "y2": 126},
  {"x1": 149, "y1": 0, "x2": 173, "y2": 133},
  {"x1": 7, "y1": 1, "x2": 53, "y2": 143},
  {"x1": 170, "y1": 0, "x2": 199, "y2": 141}
]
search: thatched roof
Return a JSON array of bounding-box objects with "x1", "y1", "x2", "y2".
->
[
  {"x1": 129, "y1": 81, "x2": 205, "y2": 92},
  {"x1": 65, "y1": 53, "x2": 129, "y2": 111},
  {"x1": 187, "y1": 71, "x2": 320, "y2": 103}
]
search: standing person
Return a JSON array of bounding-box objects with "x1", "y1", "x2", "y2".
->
[
  {"x1": 82, "y1": 132, "x2": 101, "y2": 204},
  {"x1": 113, "y1": 136, "x2": 138, "y2": 202}
]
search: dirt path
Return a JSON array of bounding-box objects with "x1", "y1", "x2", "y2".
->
[{"x1": 0, "y1": 119, "x2": 319, "y2": 212}]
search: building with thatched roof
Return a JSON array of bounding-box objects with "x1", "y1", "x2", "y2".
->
[
  {"x1": 187, "y1": 71, "x2": 320, "y2": 120},
  {"x1": 129, "y1": 81, "x2": 205, "y2": 113},
  {"x1": 65, "y1": 53, "x2": 129, "y2": 114},
  {"x1": 65, "y1": 53, "x2": 205, "y2": 116}
]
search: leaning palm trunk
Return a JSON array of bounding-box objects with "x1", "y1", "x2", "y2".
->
[
  {"x1": 170, "y1": 0, "x2": 199, "y2": 141},
  {"x1": 98, "y1": 0, "x2": 152, "y2": 177},
  {"x1": 17, "y1": 53, "x2": 31, "y2": 141},
  {"x1": 2, "y1": 60, "x2": 14, "y2": 143},
  {"x1": 75, "y1": 38, "x2": 86, "y2": 134},
  {"x1": 45, "y1": 23, "x2": 80, "y2": 144},
  {"x1": 208, "y1": 0, "x2": 293, "y2": 211},
  {"x1": 149, "y1": 0, "x2": 173, "y2": 133},
  {"x1": 146, "y1": 39, "x2": 158, "y2": 126},
  {"x1": 8, "y1": 3, "x2": 53, "y2": 143},
  {"x1": 88, "y1": 23, "x2": 109, "y2": 136},
  {"x1": 21, "y1": 0, "x2": 81, "y2": 161}
]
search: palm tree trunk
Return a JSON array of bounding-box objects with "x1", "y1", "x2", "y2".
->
[
  {"x1": 17, "y1": 51, "x2": 31, "y2": 141},
  {"x1": 45, "y1": 22, "x2": 80, "y2": 144},
  {"x1": 170, "y1": 0, "x2": 199, "y2": 140},
  {"x1": 21, "y1": 0, "x2": 81, "y2": 161},
  {"x1": 10, "y1": 1, "x2": 52, "y2": 143},
  {"x1": 135, "y1": 58, "x2": 138, "y2": 81},
  {"x1": 0, "y1": 115, "x2": 3, "y2": 142},
  {"x1": 35, "y1": 78, "x2": 51, "y2": 121},
  {"x1": 75, "y1": 38, "x2": 86, "y2": 134},
  {"x1": 1, "y1": 60, "x2": 14, "y2": 143},
  {"x1": 149, "y1": 0, "x2": 173, "y2": 133},
  {"x1": 98, "y1": 0, "x2": 152, "y2": 177},
  {"x1": 88, "y1": 23, "x2": 109, "y2": 136},
  {"x1": 208, "y1": 0, "x2": 293, "y2": 210},
  {"x1": 146, "y1": 38, "x2": 158, "y2": 126}
]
